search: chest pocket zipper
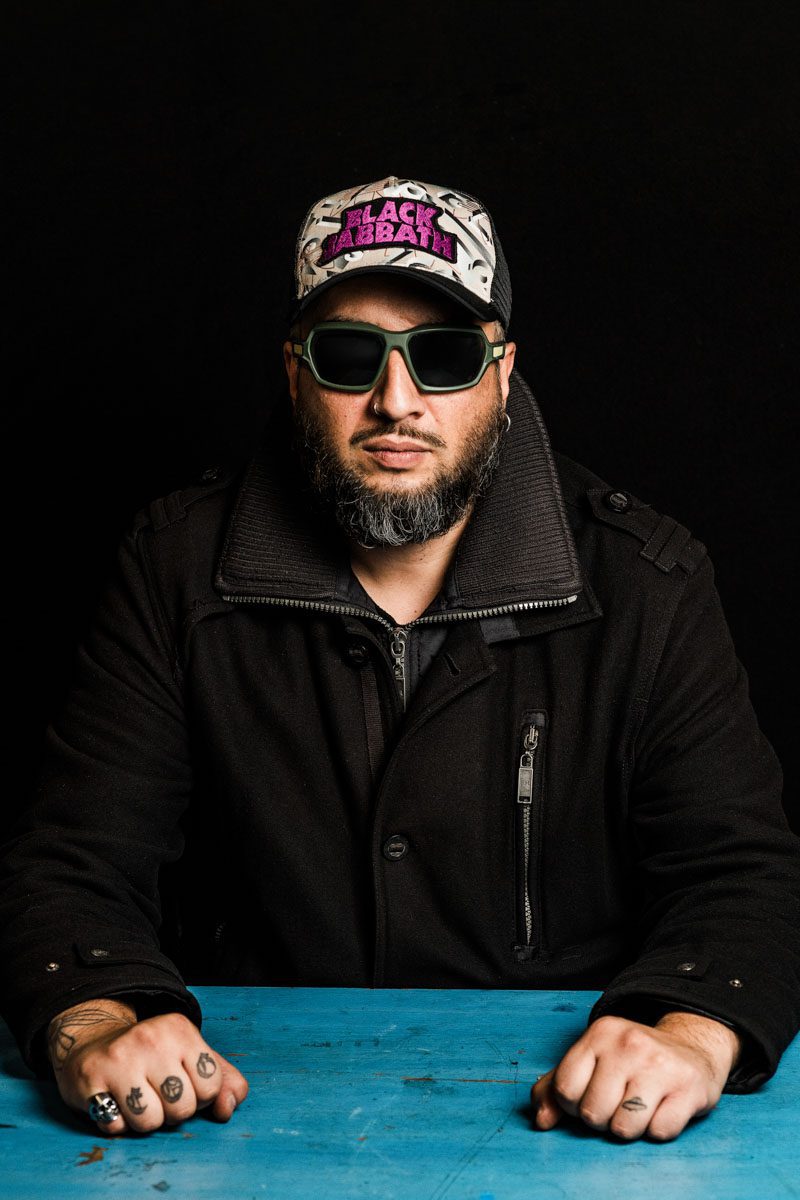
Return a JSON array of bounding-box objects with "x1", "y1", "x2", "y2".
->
[{"x1": 513, "y1": 710, "x2": 547, "y2": 962}]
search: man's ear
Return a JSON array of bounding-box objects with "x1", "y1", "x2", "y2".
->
[
  {"x1": 498, "y1": 341, "x2": 517, "y2": 402},
  {"x1": 283, "y1": 340, "x2": 299, "y2": 405}
]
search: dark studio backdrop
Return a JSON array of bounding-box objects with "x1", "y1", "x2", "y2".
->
[{"x1": 8, "y1": 1, "x2": 799, "y2": 831}]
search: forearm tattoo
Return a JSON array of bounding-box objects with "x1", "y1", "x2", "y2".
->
[
  {"x1": 621, "y1": 1096, "x2": 648, "y2": 1111},
  {"x1": 160, "y1": 1076, "x2": 184, "y2": 1103},
  {"x1": 47, "y1": 1007, "x2": 136, "y2": 1069},
  {"x1": 197, "y1": 1052, "x2": 217, "y2": 1078},
  {"x1": 126, "y1": 1086, "x2": 147, "y2": 1115}
]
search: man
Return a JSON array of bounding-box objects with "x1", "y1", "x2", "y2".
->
[{"x1": 2, "y1": 175, "x2": 799, "y2": 1142}]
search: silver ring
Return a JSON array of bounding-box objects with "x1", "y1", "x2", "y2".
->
[{"x1": 88, "y1": 1092, "x2": 121, "y2": 1124}]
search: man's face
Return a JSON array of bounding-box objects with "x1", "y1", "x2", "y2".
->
[{"x1": 283, "y1": 275, "x2": 517, "y2": 547}]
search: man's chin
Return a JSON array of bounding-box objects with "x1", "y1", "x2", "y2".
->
[
  {"x1": 292, "y1": 398, "x2": 505, "y2": 547},
  {"x1": 347, "y1": 462, "x2": 441, "y2": 496},
  {"x1": 356, "y1": 472, "x2": 435, "y2": 494}
]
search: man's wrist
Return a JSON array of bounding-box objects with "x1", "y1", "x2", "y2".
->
[
  {"x1": 654, "y1": 1009, "x2": 742, "y2": 1077},
  {"x1": 46, "y1": 998, "x2": 138, "y2": 1070}
]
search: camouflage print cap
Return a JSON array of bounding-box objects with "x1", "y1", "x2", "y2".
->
[{"x1": 291, "y1": 175, "x2": 512, "y2": 328}]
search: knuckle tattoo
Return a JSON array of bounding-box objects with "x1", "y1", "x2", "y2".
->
[
  {"x1": 126, "y1": 1086, "x2": 147, "y2": 1115},
  {"x1": 160, "y1": 1075, "x2": 184, "y2": 1104},
  {"x1": 197, "y1": 1052, "x2": 217, "y2": 1078},
  {"x1": 621, "y1": 1096, "x2": 648, "y2": 1111}
]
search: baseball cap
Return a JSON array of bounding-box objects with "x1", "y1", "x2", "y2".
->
[{"x1": 290, "y1": 175, "x2": 512, "y2": 329}]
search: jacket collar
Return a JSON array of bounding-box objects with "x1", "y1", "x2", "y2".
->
[{"x1": 214, "y1": 370, "x2": 589, "y2": 615}]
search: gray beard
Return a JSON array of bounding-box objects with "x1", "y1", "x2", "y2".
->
[{"x1": 292, "y1": 393, "x2": 507, "y2": 549}]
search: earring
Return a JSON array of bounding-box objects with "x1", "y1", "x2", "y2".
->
[{"x1": 503, "y1": 412, "x2": 512, "y2": 432}]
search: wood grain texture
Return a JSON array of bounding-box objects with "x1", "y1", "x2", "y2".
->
[{"x1": 1, "y1": 987, "x2": 798, "y2": 1198}]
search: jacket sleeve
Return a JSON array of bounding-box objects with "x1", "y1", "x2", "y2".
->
[
  {"x1": 0, "y1": 518, "x2": 202, "y2": 1079},
  {"x1": 588, "y1": 550, "x2": 800, "y2": 1092}
]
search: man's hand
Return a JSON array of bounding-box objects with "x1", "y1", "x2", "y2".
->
[
  {"x1": 530, "y1": 1011, "x2": 741, "y2": 1142},
  {"x1": 47, "y1": 998, "x2": 249, "y2": 1135}
]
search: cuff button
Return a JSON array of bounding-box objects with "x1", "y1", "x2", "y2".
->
[
  {"x1": 90, "y1": 948, "x2": 110, "y2": 958},
  {"x1": 604, "y1": 490, "x2": 632, "y2": 513},
  {"x1": 728, "y1": 978, "x2": 744, "y2": 988},
  {"x1": 677, "y1": 961, "x2": 696, "y2": 972}
]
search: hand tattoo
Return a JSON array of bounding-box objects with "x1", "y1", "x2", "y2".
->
[
  {"x1": 160, "y1": 1076, "x2": 184, "y2": 1103},
  {"x1": 197, "y1": 1052, "x2": 217, "y2": 1078},
  {"x1": 46, "y1": 1007, "x2": 135, "y2": 1069},
  {"x1": 621, "y1": 1096, "x2": 648, "y2": 1111},
  {"x1": 126, "y1": 1086, "x2": 147, "y2": 1115}
]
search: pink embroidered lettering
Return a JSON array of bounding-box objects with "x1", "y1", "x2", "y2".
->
[
  {"x1": 415, "y1": 204, "x2": 437, "y2": 230},
  {"x1": 377, "y1": 199, "x2": 399, "y2": 224},
  {"x1": 432, "y1": 229, "x2": 453, "y2": 259},
  {"x1": 317, "y1": 200, "x2": 456, "y2": 265},
  {"x1": 394, "y1": 224, "x2": 418, "y2": 244},
  {"x1": 320, "y1": 233, "x2": 337, "y2": 261}
]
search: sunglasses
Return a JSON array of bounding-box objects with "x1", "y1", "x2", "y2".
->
[{"x1": 291, "y1": 320, "x2": 507, "y2": 393}]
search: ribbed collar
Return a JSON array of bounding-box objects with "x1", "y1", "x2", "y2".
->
[{"x1": 213, "y1": 370, "x2": 585, "y2": 608}]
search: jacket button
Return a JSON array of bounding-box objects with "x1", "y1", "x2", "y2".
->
[
  {"x1": 200, "y1": 465, "x2": 222, "y2": 483},
  {"x1": 347, "y1": 642, "x2": 369, "y2": 666},
  {"x1": 90, "y1": 948, "x2": 110, "y2": 958},
  {"x1": 383, "y1": 834, "x2": 410, "y2": 861},
  {"x1": 604, "y1": 490, "x2": 631, "y2": 513},
  {"x1": 677, "y1": 961, "x2": 696, "y2": 972},
  {"x1": 728, "y1": 978, "x2": 744, "y2": 988},
  {"x1": 45, "y1": 962, "x2": 60, "y2": 972}
]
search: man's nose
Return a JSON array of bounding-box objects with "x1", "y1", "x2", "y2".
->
[{"x1": 370, "y1": 348, "x2": 426, "y2": 420}]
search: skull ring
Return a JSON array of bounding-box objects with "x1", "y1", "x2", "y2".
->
[{"x1": 88, "y1": 1092, "x2": 121, "y2": 1123}]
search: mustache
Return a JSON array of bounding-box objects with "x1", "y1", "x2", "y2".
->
[{"x1": 350, "y1": 423, "x2": 447, "y2": 449}]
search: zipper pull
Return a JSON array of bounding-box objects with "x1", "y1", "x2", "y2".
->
[
  {"x1": 517, "y1": 725, "x2": 539, "y2": 804},
  {"x1": 389, "y1": 628, "x2": 408, "y2": 710}
]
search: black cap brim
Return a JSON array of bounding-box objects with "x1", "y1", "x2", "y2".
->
[{"x1": 287, "y1": 264, "x2": 503, "y2": 328}]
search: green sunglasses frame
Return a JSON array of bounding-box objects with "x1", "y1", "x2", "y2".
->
[{"x1": 291, "y1": 320, "x2": 507, "y2": 394}]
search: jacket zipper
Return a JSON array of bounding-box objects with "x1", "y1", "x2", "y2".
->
[
  {"x1": 515, "y1": 711, "x2": 547, "y2": 956},
  {"x1": 218, "y1": 593, "x2": 577, "y2": 714},
  {"x1": 388, "y1": 628, "x2": 408, "y2": 709}
]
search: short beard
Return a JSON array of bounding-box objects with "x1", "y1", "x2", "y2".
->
[{"x1": 292, "y1": 383, "x2": 507, "y2": 549}]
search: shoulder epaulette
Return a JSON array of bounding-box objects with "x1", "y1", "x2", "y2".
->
[
  {"x1": 132, "y1": 461, "x2": 242, "y2": 535},
  {"x1": 585, "y1": 486, "x2": 707, "y2": 575}
]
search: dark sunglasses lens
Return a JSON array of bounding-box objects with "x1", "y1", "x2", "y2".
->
[
  {"x1": 409, "y1": 330, "x2": 485, "y2": 389},
  {"x1": 310, "y1": 330, "x2": 384, "y2": 388}
]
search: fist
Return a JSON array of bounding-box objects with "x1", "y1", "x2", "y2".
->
[
  {"x1": 530, "y1": 1012, "x2": 739, "y2": 1142},
  {"x1": 50, "y1": 1007, "x2": 249, "y2": 1135}
]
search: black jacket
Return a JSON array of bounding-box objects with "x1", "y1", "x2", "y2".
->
[{"x1": 2, "y1": 372, "x2": 799, "y2": 1088}]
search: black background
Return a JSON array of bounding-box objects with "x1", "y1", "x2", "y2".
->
[{"x1": 8, "y1": 2, "x2": 799, "y2": 828}]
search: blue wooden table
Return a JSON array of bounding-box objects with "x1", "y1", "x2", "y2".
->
[{"x1": 1, "y1": 987, "x2": 798, "y2": 1198}]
